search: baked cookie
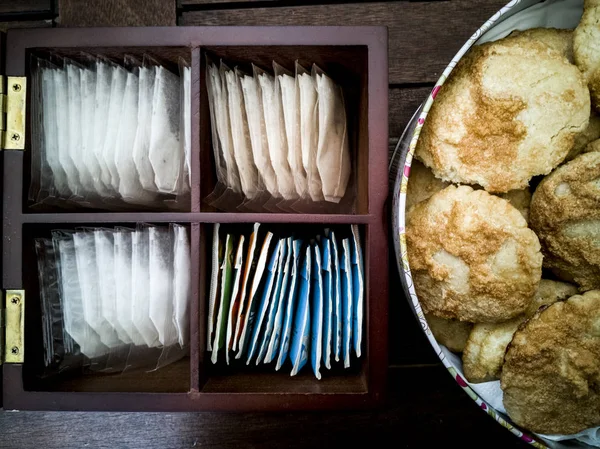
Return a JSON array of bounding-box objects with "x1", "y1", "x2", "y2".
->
[
  {"x1": 530, "y1": 151, "x2": 600, "y2": 291},
  {"x1": 462, "y1": 280, "x2": 578, "y2": 383},
  {"x1": 574, "y1": 0, "x2": 600, "y2": 113},
  {"x1": 416, "y1": 38, "x2": 590, "y2": 193},
  {"x1": 508, "y1": 27, "x2": 573, "y2": 62},
  {"x1": 499, "y1": 189, "x2": 531, "y2": 223},
  {"x1": 406, "y1": 185, "x2": 542, "y2": 323},
  {"x1": 587, "y1": 138, "x2": 600, "y2": 153},
  {"x1": 567, "y1": 113, "x2": 600, "y2": 160},
  {"x1": 501, "y1": 290, "x2": 600, "y2": 435},
  {"x1": 425, "y1": 314, "x2": 472, "y2": 353},
  {"x1": 406, "y1": 160, "x2": 531, "y2": 221},
  {"x1": 406, "y1": 160, "x2": 450, "y2": 211}
]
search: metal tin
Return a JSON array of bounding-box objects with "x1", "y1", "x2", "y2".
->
[{"x1": 391, "y1": 0, "x2": 593, "y2": 447}]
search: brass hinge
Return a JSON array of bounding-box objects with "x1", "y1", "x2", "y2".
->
[
  {"x1": 0, "y1": 75, "x2": 26, "y2": 151},
  {"x1": 2, "y1": 290, "x2": 25, "y2": 364},
  {"x1": 0, "y1": 307, "x2": 4, "y2": 365}
]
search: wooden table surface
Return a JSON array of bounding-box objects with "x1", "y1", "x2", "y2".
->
[{"x1": 0, "y1": 0, "x2": 530, "y2": 448}]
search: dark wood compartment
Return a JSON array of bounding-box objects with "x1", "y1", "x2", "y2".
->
[
  {"x1": 19, "y1": 222, "x2": 194, "y2": 394},
  {"x1": 2, "y1": 26, "x2": 388, "y2": 412},
  {"x1": 199, "y1": 46, "x2": 369, "y2": 215},
  {"x1": 197, "y1": 223, "x2": 369, "y2": 394},
  {"x1": 22, "y1": 45, "x2": 195, "y2": 214}
]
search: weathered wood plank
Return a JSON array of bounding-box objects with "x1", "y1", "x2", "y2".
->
[
  {"x1": 0, "y1": 365, "x2": 528, "y2": 449},
  {"x1": 389, "y1": 86, "x2": 431, "y2": 138},
  {"x1": 0, "y1": 1, "x2": 51, "y2": 15},
  {"x1": 180, "y1": 0, "x2": 508, "y2": 84},
  {"x1": 0, "y1": 19, "x2": 52, "y2": 32},
  {"x1": 181, "y1": 0, "x2": 276, "y2": 4},
  {"x1": 388, "y1": 251, "x2": 440, "y2": 366},
  {"x1": 387, "y1": 86, "x2": 433, "y2": 364},
  {"x1": 57, "y1": 0, "x2": 176, "y2": 27}
]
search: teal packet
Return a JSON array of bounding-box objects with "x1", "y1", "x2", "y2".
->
[
  {"x1": 310, "y1": 242, "x2": 324, "y2": 380},
  {"x1": 256, "y1": 238, "x2": 287, "y2": 364},
  {"x1": 321, "y1": 235, "x2": 333, "y2": 370},
  {"x1": 246, "y1": 239, "x2": 282, "y2": 364},
  {"x1": 329, "y1": 230, "x2": 342, "y2": 362},
  {"x1": 265, "y1": 237, "x2": 293, "y2": 364},
  {"x1": 341, "y1": 238, "x2": 353, "y2": 368},
  {"x1": 351, "y1": 225, "x2": 364, "y2": 358},
  {"x1": 290, "y1": 245, "x2": 311, "y2": 376},
  {"x1": 276, "y1": 238, "x2": 302, "y2": 371}
]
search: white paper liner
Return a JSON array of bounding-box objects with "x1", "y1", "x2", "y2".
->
[{"x1": 441, "y1": 347, "x2": 600, "y2": 447}]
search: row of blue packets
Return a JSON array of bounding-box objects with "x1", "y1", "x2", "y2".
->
[{"x1": 206, "y1": 223, "x2": 364, "y2": 379}]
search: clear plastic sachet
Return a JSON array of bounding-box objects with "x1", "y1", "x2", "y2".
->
[
  {"x1": 29, "y1": 53, "x2": 190, "y2": 211},
  {"x1": 35, "y1": 224, "x2": 191, "y2": 378}
]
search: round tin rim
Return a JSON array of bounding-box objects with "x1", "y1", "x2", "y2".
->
[{"x1": 391, "y1": 0, "x2": 549, "y2": 447}]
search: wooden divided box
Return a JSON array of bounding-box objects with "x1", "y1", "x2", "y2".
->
[{"x1": 1, "y1": 26, "x2": 389, "y2": 411}]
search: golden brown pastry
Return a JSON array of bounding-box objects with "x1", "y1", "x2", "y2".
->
[
  {"x1": 507, "y1": 27, "x2": 574, "y2": 62},
  {"x1": 501, "y1": 290, "x2": 600, "y2": 435},
  {"x1": 567, "y1": 114, "x2": 600, "y2": 160},
  {"x1": 416, "y1": 37, "x2": 590, "y2": 193},
  {"x1": 574, "y1": 0, "x2": 600, "y2": 113},
  {"x1": 462, "y1": 280, "x2": 578, "y2": 383},
  {"x1": 406, "y1": 185, "x2": 542, "y2": 323},
  {"x1": 530, "y1": 151, "x2": 600, "y2": 291},
  {"x1": 587, "y1": 138, "x2": 600, "y2": 153},
  {"x1": 406, "y1": 160, "x2": 531, "y2": 221},
  {"x1": 425, "y1": 313, "x2": 472, "y2": 353},
  {"x1": 499, "y1": 189, "x2": 531, "y2": 223},
  {"x1": 406, "y1": 160, "x2": 450, "y2": 211}
]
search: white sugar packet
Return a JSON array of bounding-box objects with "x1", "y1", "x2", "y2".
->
[
  {"x1": 93, "y1": 61, "x2": 115, "y2": 194},
  {"x1": 102, "y1": 65, "x2": 127, "y2": 192},
  {"x1": 133, "y1": 66, "x2": 158, "y2": 191},
  {"x1": 277, "y1": 63, "x2": 308, "y2": 198},
  {"x1": 66, "y1": 64, "x2": 95, "y2": 195},
  {"x1": 225, "y1": 68, "x2": 260, "y2": 200},
  {"x1": 41, "y1": 68, "x2": 70, "y2": 197},
  {"x1": 172, "y1": 224, "x2": 191, "y2": 347},
  {"x1": 297, "y1": 63, "x2": 323, "y2": 202},
  {"x1": 241, "y1": 68, "x2": 279, "y2": 197},
  {"x1": 54, "y1": 68, "x2": 82, "y2": 196},
  {"x1": 149, "y1": 66, "x2": 184, "y2": 194},
  {"x1": 258, "y1": 69, "x2": 297, "y2": 200}
]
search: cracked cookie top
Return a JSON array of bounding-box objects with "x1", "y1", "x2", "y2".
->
[{"x1": 416, "y1": 37, "x2": 590, "y2": 193}]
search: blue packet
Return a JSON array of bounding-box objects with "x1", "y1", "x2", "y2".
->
[
  {"x1": 321, "y1": 235, "x2": 333, "y2": 370},
  {"x1": 265, "y1": 237, "x2": 293, "y2": 364},
  {"x1": 351, "y1": 225, "x2": 364, "y2": 358},
  {"x1": 246, "y1": 238, "x2": 282, "y2": 364},
  {"x1": 256, "y1": 238, "x2": 287, "y2": 364},
  {"x1": 310, "y1": 242, "x2": 324, "y2": 380},
  {"x1": 276, "y1": 238, "x2": 302, "y2": 371},
  {"x1": 330, "y1": 230, "x2": 342, "y2": 363},
  {"x1": 290, "y1": 245, "x2": 311, "y2": 376},
  {"x1": 341, "y1": 238, "x2": 353, "y2": 368}
]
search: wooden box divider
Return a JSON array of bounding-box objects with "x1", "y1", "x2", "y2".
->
[{"x1": 2, "y1": 26, "x2": 388, "y2": 411}]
